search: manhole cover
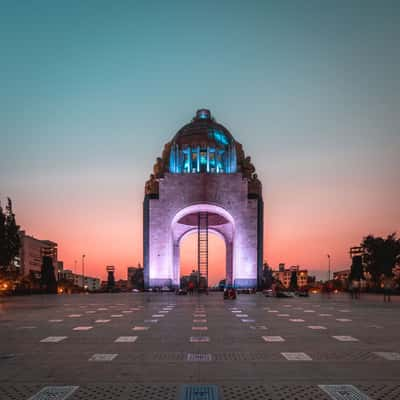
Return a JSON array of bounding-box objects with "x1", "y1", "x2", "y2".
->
[
  {"x1": 374, "y1": 352, "x2": 400, "y2": 360},
  {"x1": 281, "y1": 352, "x2": 312, "y2": 361},
  {"x1": 187, "y1": 353, "x2": 212, "y2": 362},
  {"x1": 319, "y1": 384, "x2": 371, "y2": 399},
  {"x1": 28, "y1": 386, "x2": 79, "y2": 400},
  {"x1": 180, "y1": 384, "x2": 219, "y2": 400}
]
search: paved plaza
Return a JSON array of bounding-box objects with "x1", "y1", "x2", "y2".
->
[{"x1": 0, "y1": 292, "x2": 399, "y2": 399}]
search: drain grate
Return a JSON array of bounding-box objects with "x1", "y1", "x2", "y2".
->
[
  {"x1": 187, "y1": 353, "x2": 212, "y2": 362},
  {"x1": 318, "y1": 384, "x2": 371, "y2": 399},
  {"x1": 28, "y1": 386, "x2": 79, "y2": 400},
  {"x1": 180, "y1": 384, "x2": 219, "y2": 400}
]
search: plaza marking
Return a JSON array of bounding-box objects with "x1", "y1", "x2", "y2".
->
[
  {"x1": 159, "y1": 310, "x2": 169, "y2": 313},
  {"x1": 73, "y1": 326, "x2": 93, "y2": 331},
  {"x1": 49, "y1": 319, "x2": 63, "y2": 322},
  {"x1": 367, "y1": 324, "x2": 383, "y2": 329},
  {"x1": 152, "y1": 314, "x2": 164, "y2": 317},
  {"x1": 193, "y1": 319, "x2": 207, "y2": 323},
  {"x1": 339, "y1": 309, "x2": 350, "y2": 313},
  {"x1": 132, "y1": 326, "x2": 150, "y2": 331},
  {"x1": 262, "y1": 336, "x2": 285, "y2": 342},
  {"x1": 241, "y1": 319, "x2": 255, "y2": 323},
  {"x1": 40, "y1": 336, "x2": 68, "y2": 343},
  {"x1": 97, "y1": 308, "x2": 108, "y2": 310},
  {"x1": 319, "y1": 314, "x2": 332, "y2": 317},
  {"x1": 231, "y1": 310, "x2": 242, "y2": 313},
  {"x1": 28, "y1": 386, "x2": 79, "y2": 400},
  {"x1": 336, "y1": 318, "x2": 352, "y2": 322},
  {"x1": 249, "y1": 325, "x2": 268, "y2": 330},
  {"x1": 89, "y1": 353, "x2": 118, "y2": 361},
  {"x1": 85, "y1": 311, "x2": 96, "y2": 314},
  {"x1": 236, "y1": 314, "x2": 248, "y2": 317},
  {"x1": 111, "y1": 314, "x2": 123, "y2": 317},
  {"x1": 17, "y1": 326, "x2": 37, "y2": 329},
  {"x1": 95, "y1": 319, "x2": 110, "y2": 323},
  {"x1": 303, "y1": 310, "x2": 316, "y2": 313},
  {"x1": 192, "y1": 326, "x2": 208, "y2": 330},
  {"x1": 190, "y1": 336, "x2": 210, "y2": 343},
  {"x1": 374, "y1": 352, "x2": 400, "y2": 360},
  {"x1": 122, "y1": 310, "x2": 133, "y2": 313},
  {"x1": 318, "y1": 384, "x2": 371, "y2": 400},
  {"x1": 289, "y1": 319, "x2": 305, "y2": 322},
  {"x1": 187, "y1": 353, "x2": 212, "y2": 362},
  {"x1": 68, "y1": 314, "x2": 82, "y2": 318},
  {"x1": 267, "y1": 310, "x2": 278, "y2": 313},
  {"x1": 281, "y1": 352, "x2": 312, "y2": 361},
  {"x1": 332, "y1": 336, "x2": 358, "y2": 342},
  {"x1": 144, "y1": 319, "x2": 158, "y2": 323},
  {"x1": 308, "y1": 325, "x2": 327, "y2": 330},
  {"x1": 277, "y1": 314, "x2": 290, "y2": 317},
  {"x1": 180, "y1": 384, "x2": 219, "y2": 400},
  {"x1": 115, "y1": 336, "x2": 138, "y2": 343},
  {"x1": 193, "y1": 314, "x2": 207, "y2": 317},
  {"x1": 283, "y1": 305, "x2": 292, "y2": 307}
]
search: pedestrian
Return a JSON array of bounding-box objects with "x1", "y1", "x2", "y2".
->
[{"x1": 381, "y1": 275, "x2": 393, "y2": 303}]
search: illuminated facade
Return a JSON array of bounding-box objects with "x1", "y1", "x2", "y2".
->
[{"x1": 143, "y1": 109, "x2": 263, "y2": 289}]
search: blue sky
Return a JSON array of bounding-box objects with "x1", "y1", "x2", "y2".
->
[{"x1": 1, "y1": 1, "x2": 399, "y2": 280}]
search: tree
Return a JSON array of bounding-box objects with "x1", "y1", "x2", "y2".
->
[
  {"x1": 0, "y1": 198, "x2": 21, "y2": 270},
  {"x1": 362, "y1": 233, "x2": 400, "y2": 284},
  {"x1": 40, "y1": 256, "x2": 58, "y2": 294},
  {"x1": 289, "y1": 270, "x2": 298, "y2": 290}
]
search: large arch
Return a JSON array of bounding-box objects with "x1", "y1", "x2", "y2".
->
[{"x1": 170, "y1": 203, "x2": 235, "y2": 287}]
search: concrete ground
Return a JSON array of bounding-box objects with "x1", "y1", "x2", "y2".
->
[{"x1": 0, "y1": 292, "x2": 399, "y2": 399}]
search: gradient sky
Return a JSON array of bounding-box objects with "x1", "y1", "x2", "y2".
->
[{"x1": 1, "y1": 1, "x2": 399, "y2": 283}]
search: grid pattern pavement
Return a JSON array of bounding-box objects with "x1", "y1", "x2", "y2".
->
[{"x1": 0, "y1": 292, "x2": 399, "y2": 399}]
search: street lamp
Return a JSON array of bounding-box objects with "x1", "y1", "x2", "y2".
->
[
  {"x1": 82, "y1": 254, "x2": 86, "y2": 290},
  {"x1": 327, "y1": 254, "x2": 331, "y2": 281}
]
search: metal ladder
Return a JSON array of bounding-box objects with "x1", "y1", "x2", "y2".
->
[{"x1": 197, "y1": 212, "x2": 209, "y2": 288}]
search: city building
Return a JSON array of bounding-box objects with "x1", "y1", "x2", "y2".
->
[
  {"x1": 18, "y1": 231, "x2": 58, "y2": 278},
  {"x1": 273, "y1": 264, "x2": 308, "y2": 288},
  {"x1": 143, "y1": 109, "x2": 263, "y2": 289},
  {"x1": 73, "y1": 274, "x2": 101, "y2": 292},
  {"x1": 127, "y1": 264, "x2": 144, "y2": 289},
  {"x1": 333, "y1": 269, "x2": 351, "y2": 282}
]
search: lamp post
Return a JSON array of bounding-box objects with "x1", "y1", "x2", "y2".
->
[
  {"x1": 82, "y1": 254, "x2": 86, "y2": 290},
  {"x1": 327, "y1": 254, "x2": 331, "y2": 282}
]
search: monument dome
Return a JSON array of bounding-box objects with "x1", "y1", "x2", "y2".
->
[{"x1": 169, "y1": 109, "x2": 237, "y2": 174}]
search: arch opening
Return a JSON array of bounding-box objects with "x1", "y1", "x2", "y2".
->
[{"x1": 179, "y1": 230, "x2": 226, "y2": 289}]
